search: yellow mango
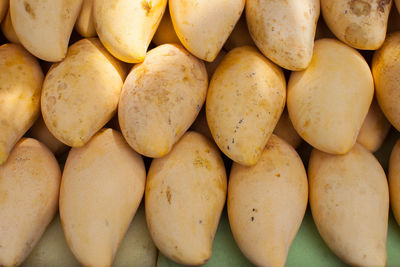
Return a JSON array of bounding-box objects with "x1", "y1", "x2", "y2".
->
[
  {"x1": 0, "y1": 43, "x2": 43, "y2": 164},
  {"x1": 321, "y1": 0, "x2": 392, "y2": 50},
  {"x1": 206, "y1": 46, "x2": 286, "y2": 166},
  {"x1": 169, "y1": 0, "x2": 245, "y2": 61},
  {"x1": 246, "y1": 0, "x2": 320, "y2": 70},
  {"x1": 228, "y1": 134, "x2": 308, "y2": 267},
  {"x1": 0, "y1": 138, "x2": 61, "y2": 266},
  {"x1": 309, "y1": 143, "x2": 388, "y2": 266},
  {"x1": 10, "y1": 0, "x2": 83, "y2": 61},
  {"x1": 288, "y1": 38, "x2": 373, "y2": 154},
  {"x1": 1, "y1": 11, "x2": 20, "y2": 44},
  {"x1": 60, "y1": 129, "x2": 146, "y2": 267},
  {"x1": 75, "y1": 0, "x2": 96, "y2": 37},
  {"x1": 41, "y1": 38, "x2": 126, "y2": 147},
  {"x1": 146, "y1": 132, "x2": 227, "y2": 265},
  {"x1": 152, "y1": 7, "x2": 180, "y2": 46},
  {"x1": 119, "y1": 44, "x2": 207, "y2": 158},
  {"x1": 94, "y1": 0, "x2": 167, "y2": 63}
]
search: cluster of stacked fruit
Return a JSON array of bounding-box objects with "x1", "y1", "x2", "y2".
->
[{"x1": 1, "y1": 0, "x2": 400, "y2": 266}]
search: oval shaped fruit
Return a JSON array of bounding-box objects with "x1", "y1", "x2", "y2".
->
[
  {"x1": 288, "y1": 38, "x2": 373, "y2": 154},
  {"x1": 224, "y1": 15, "x2": 255, "y2": 51},
  {"x1": 372, "y1": 31, "x2": 400, "y2": 132},
  {"x1": 94, "y1": 0, "x2": 167, "y2": 63},
  {"x1": 60, "y1": 128, "x2": 146, "y2": 267},
  {"x1": 146, "y1": 131, "x2": 227, "y2": 265},
  {"x1": 1, "y1": 11, "x2": 19, "y2": 44},
  {"x1": 357, "y1": 98, "x2": 391, "y2": 152},
  {"x1": 247, "y1": 0, "x2": 319, "y2": 70},
  {"x1": 30, "y1": 116, "x2": 68, "y2": 156},
  {"x1": 0, "y1": 43, "x2": 43, "y2": 164},
  {"x1": 119, "y1": 44, "x2": 207, "y2": 158},
  {"x1": 75, "y1": 0, "x2": 96, "y2": 38},
  {"x1": 0, "y1": 138, "x2": 61, "y2": 267},
  {"x1": 273, "y1": 109, "x2": 302, "y2": 149},
  {"x1": 41, "y1": 38, "x2": 126, "y2": 147},
  {"x1": 169, "y1": 0, "x2": 244, "y2": 62},
  {"x1": 309, "y1": 143, "x2": 389, "y2": 266},
  {"x1": 228, "y1": 134, "x2": 308, "y2": 267},
  {"x1": 10, "y1": 0, "x2": 83, "y2": 61},
  {"x1": 321, "y1": 0, "x2": 392, "y2": 50},
  {"x1": 389, "y1": 139, "x2": 400, "y2": 226},
  {"x1": 206, "y1": 46, "x2": 286, "y2": 166},
  {"x1": 152, "y1": 7, "x2": 180, "y2": 46}
]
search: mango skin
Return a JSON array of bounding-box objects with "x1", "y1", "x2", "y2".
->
[
  {"x1": 372, "y1": 32, "x2": 400, "y2": 132},
  {"x1": 10, "y1": 0, "x2": 83, "y2": 62},
  {"x1": 357, "y1": 98, "x2": 391, "y2": 152},
  {"x1": 246, "y1": 0, "x2": 320, "y2": 70},
  {"x1": 321, "y1": 0, "x2": 392, "y2": 50},
  {"x1": 75, "y1": 0, "x2": 96, "y2": 37},
  {"x1": 94, "y1": 0, "x2": 167, "y2": 63},
  {"x1": 228, "y1": 134, "x2": 308, "y2": 267},
  {"x1": 309, "y1": 143, "x2": 389, "y2": 267},
  {"x1": 60, "y1": 128, "x2": 146, "y2": 267},
  {"x1": 0, "y1": 0, "x2": 7, "y2": 23},
  {"x1": 288, "y1": 38, "x2": 373, "y2": 154},
  {"x1": 169, "y1": 0, "x2": 245, "y2": 62},
  {"x1": 206, "y1": 46, "x2": 286, "y2": 166},
  {"x1": 0, "y1": 43, "x2": 43, "y2": 165},
  {"x1": 41, "y1": 38, "x2": 126, "y2": 147},
  {"x1": 119, "y1": 44, "x2": 208, "y2": 158},
  {"x1": 145, "y1": 132, "x2": 227, "y2": 266},
  {"x1": 0, "y1": 138, "x2": 61, "y2": 267},
  {"x1": 273, "y1": 109, "x2": 303, "y2": 149}
]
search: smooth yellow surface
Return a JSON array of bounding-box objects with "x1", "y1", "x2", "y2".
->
[
  {"x1": 146, "y1": 132, "x2": 227, "y2": 265},
  {"x1": 0, "y1": 138, "x2": 61, "y2": 267},
  {"x1": 288, "y1": 38, "x2": 373, "y2": 154},
  {"x1": 76, "y1": 0, "x2": 96, "y2": 37},
  {"x1": 206, "y1": 46, "x2": 286, "y2": 166},
  {"x1": 0, "y1": 43, "x2": 43, "y2": 164},
  {"x1": 1, "y1": 11, "x2": 20, "y2": 44},
  {"x1": 170, "y1": 0, "x2": 244, "y2": 61},
  {"x1": 321, "y1": 0, "x2": 391, "y2": 50},
  {"x1": 10, "y1": 0, "x2": 83, "y2": 61},
  {"x1": 246, "y1": 0, "x2": 319, "y2": 70},
  {"x1": 357, "y1": 98, "x2": 391, "y2": 152},
  {"x1": 41, "y1": 38, "x2": 126, "y2": 147},
  {"x1": 119, "y1": 44, "x2": 208, "y2": 158},
  {"x1": 228, "y1": 135, "x2": 308, "y2": 267},
  {"x1": 309, "y1": 144, "x2": 389, "y2": 267},
  {"x1": 373, "y1": 31, "x2": 400, "y2": 132},
  {"x1": 60, "y1": 129, "x2": 146, "y2": 267},
  {"x1": 94, "y1": 0, "x2": 167, "y2": 63}
]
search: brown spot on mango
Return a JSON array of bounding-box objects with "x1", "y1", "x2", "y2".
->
[
  {"x1": 349, "y1": 0, "x2": 371, "y2": 16},
  {"x1": 166, "y1": 186, "x2": 172, "y2": 204},
  {"x1": 377, "y1": 0, "x2": 391, "y2": 12},
  {"x1": 141, "y1": 0, "x2": 152, "y2": 15},
  {"x1": 24, "y1": 2, "x2": 35, "y2": 18}
]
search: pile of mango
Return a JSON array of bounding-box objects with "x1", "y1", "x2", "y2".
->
[{"x1": 2, "y1": 0, "x2": 400, "y2": 266}]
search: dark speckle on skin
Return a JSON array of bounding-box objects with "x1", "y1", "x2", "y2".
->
[
  {"x1": 377, "y1": 0, "x2": 390, "y2": 12},
  {"x1": 196, "y1": 104, "x2": 201, "y2": 111},
  {"x1": 251, "y1": 217, "x2": 254, "y2": 222},
  {"x1": 199, "y1": 220, "x2": 202, "y2": 224},
  {"x1": 232, "y1": 138, "x2": 235, "y2": 144},
  {"x1": 141, "y1": 0, "x2": 152, "y2": 15},
  {"x1": 227, "y1": 145, "x2": 230, "y2": 150},
  {"x1": 166, "y1": 186, "x2": 172, "y2": 204},
  {"x1": 24, "y1": 1, "x2": 35, "y2": 18},
  {"x1": 239, "y1": 119, "x2": 243, "y2": 124},
  {"x1": 275, "y1": 173, "x2": 280, "y2": 178}
]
